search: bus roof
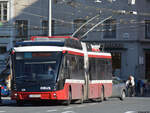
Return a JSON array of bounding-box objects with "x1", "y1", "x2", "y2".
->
[
  {"x1": 15, "y1": 40, "x2": 65, "y2": 47},
  {"x1": 15, "y1": 36, "x2": 82, "y2": 50},
  {"x1": 30, "y1": 36, "x2": 78, "y2": 41}
]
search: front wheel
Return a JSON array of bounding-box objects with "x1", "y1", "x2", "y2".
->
[
  {"x1": 16, "y1": 100, "x2": 25, "y2": 106},
  {"x1": 79, "y1": 87, "x2": 84, "y2": 104},
  {"x1": 64, "y1": 90, "x2": 72, "y2": 106},
  {"x1": 120, "y1": 90, "x2": 126, "y2": 101},
  {"x1": 100, "y1": 88, "x2": 104, "y2": 102}
]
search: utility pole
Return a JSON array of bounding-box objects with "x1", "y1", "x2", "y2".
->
[
  {"x1": 48, "y1": 0, "x2": 52, "y2": 36},
  {"x1": 9, "y1": 0, "x2": 14, "y2": 49}
]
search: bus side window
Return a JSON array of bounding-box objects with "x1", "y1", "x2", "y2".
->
[
  {"x1": 64, "y1": 56, "x2": 70, "y2": 79},
  {"x1": 58, "y1": 56, "x2": 67, "y2": 81}
]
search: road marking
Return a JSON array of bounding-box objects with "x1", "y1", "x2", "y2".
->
[
  {"x1": 61, "y1": 111, "x2": 75, "y2": 113},
  {"x1": 76, "y1": 105, "x2": 86, "y2": 108},
  {"x1": 46, "y1": 109, "x2": 58, "y2": 112},
  {"x1": 89, "y1": 103, "x2": 98, "y2": 106},
  {"x1": 124, "y1": 111, "x2": 137, "y2": 113},
  {"x1": 64, "y1": 107, "x2": 73, "y2": 110},
  {"x1": 0, "y1": 111, "x2": 6, "y2": 113}
]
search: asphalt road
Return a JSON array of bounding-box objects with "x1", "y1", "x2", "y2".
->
[{"x1": 0, "y1": 97, "x2": 150, "y2": 113}]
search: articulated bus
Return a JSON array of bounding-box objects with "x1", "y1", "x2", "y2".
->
[{"x1": 10, "y1": 36, "x2": 112, "y2": 105}]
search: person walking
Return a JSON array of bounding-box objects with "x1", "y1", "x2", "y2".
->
[
  {"x1": 137, "y1": 80, "x2": 145, "y2": 96},
  {"x1": 126, "y1": 75, "x2": 135, "y2": 97}
]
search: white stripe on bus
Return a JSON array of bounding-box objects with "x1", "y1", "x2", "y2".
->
[
  {"x1": 14, "y1": 46, "x2": 111, "y2": 57},
  {"x1": 14, "y1": 46, "x2": 63, "y2": 52},
  {"x1": 88, "y1": 52, "x2": 111, "y2": 57},
  {"x1": 65, "y1": 79, "x2": 112, "y2": 84},
  {"x1": 65, "y1": 79, "x2": 85, "y2": 84},
  {"x1": 89, "y1": 80, "x2": 112, "y2": 84}
]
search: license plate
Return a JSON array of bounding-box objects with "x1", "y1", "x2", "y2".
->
[{"x1": 29, "y1": 94, "x2": 41, "y2": 98}]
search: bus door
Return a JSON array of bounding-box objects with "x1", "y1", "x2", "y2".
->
[{"x1": 81, "y1": 42, "x2": 89, "y2": 100}]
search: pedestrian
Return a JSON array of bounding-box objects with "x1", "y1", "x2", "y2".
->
[
  {"x1": 126, "y1": 75, "x2": 135, "y2": 97},
  {"x1": 137, "y1": 80, "x2": 145, "y2": 96}
]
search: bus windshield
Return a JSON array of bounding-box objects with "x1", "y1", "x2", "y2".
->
[{"x1": 14, "y1": 52, "x2": 62, "y2": 85}]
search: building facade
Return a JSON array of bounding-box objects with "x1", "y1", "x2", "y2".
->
[{"x1": 0, "y1": 0, "x2": 150, "y2": 80}]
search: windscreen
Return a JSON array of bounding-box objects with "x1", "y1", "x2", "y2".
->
[{"x1": 14, "y1": 52, "x2": 62, "y2": 90}]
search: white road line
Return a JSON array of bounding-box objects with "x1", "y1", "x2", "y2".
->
[
  {"x1": 89, "y1": 103, "x2": 98, "y2": 106},
  {"x1": 124, "y1": 111, "x2": 137, "y2": 113},
  {"x1": 76, "y1": 105, "x2": 86, "y2": 108},
  {"x1": 61, "y1": 111, "x2": 75, "y2": 113},
  {"x1": 64, "y1": 107, "x2": 73, "y2": 110},
  {"x1": 46, "y1": 109, "x2": 58, "y2": 112},
  {"x1": 0, "y1": 111, "x2": 6, "y2": 113}
]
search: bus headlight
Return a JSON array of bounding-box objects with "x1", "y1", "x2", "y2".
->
[
  {"x1": 53, "y1": 93, "x2": 57, "y2": 98},
  {"x1": 14, "y1": 93, "x2": 18, "y2": 97}
]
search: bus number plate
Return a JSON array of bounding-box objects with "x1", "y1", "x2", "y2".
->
[{"x1": 29, "y1": 94, "x2": 41, "y2": 98}]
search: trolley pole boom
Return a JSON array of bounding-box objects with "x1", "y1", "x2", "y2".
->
[
  {"x1": 80, "y1": 16, "x2": 112, "y2": 40},
  {"x1": 72, "y1": 14, "x2": 100, "y2": 37}
]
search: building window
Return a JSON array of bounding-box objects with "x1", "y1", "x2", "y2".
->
[
  {"x1": 73, "y1": 19, "x2": 87, "y2": 38},
  {"x1": 42, "y1": 20, "x2": 48, "y2": 36},
  {"x1": 0, "y1": 1, "x2": 8, "y2": 21},
  {"x1": 145, "y1": 52, "x2": 150, "y2": 79},
  {"x1": 0, "y1": 46, "x2": 7, "y2": 54},
  {"x1": 145, "y1": 20, "x2": 150, "y2": 39},
  {"x1": 103, "y1": 19, "x2": 116, "y2": 39},
  {"x1": 15, "y1": 20, "x2": 28, "y2": 39},
  {"x1": 111, "y1": 52, "x2": 121, "y2": 76},
  {"x1": 42, "y1": 20, "x2": 55, "y2": 36}
]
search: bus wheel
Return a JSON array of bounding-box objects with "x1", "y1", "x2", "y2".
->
[
  {"x1": 79, "y1": 87, "x2": 84, "y2": 104},
  {"x1": 16, "y1": 100, "x2": 24, "y2": 106},
  {"x1": 65, "y1": 90, "x2": 72, "y2": 106},
  {"x1": 100, "y1": 88, "x2": 104, "y2": 102},
  {"x1": 120, "y1": 90, "x2": 126, "y2": 101}
]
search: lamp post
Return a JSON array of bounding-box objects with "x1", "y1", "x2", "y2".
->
[
  {"x1": 9, "y1": 0, "x2": 14, "y2": 49},
  {"x1": 48, "y1": 0, "x2": 52, "y2": 36}
]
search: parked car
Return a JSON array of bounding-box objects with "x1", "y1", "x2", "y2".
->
[{"x1": 111, "y1": 77, "x2": 126, "y2": 100}]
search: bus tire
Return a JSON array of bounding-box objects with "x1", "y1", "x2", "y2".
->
[
  {"x1": 100, "y1": 88, "x2": 104, "y2": 102},
  {"x1": 65, "y1": 89, "x2": 72, "y2": 106},
  {"x1": 104, "y1": 97, "x2": 108, "y2": 101},
  {"x1": 120, "y1": 90, "x2": 126, "y2": 101},
  {"x1": 16, "y1": 100, "x2": 24, "y2": 106},
  {"x1": 79, "y1": 87, "x2": 84, "y2": 104}
]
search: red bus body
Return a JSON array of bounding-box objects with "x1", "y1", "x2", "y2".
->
[{"x1": 10, "y1": 36, "x2": 112, "y2": 104}]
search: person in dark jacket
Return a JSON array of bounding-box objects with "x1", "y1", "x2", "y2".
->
[{"x1": 137, "y1": 80, "x2": 145, "y2": 96}]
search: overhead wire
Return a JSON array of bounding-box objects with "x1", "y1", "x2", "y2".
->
[{"x1": 0, "y1": 0, "x2": 150, "y2": 33}]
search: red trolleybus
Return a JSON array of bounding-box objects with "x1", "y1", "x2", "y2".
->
[{"x1": 10, "y1": 36, "x2": 112, "y2": 105}]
